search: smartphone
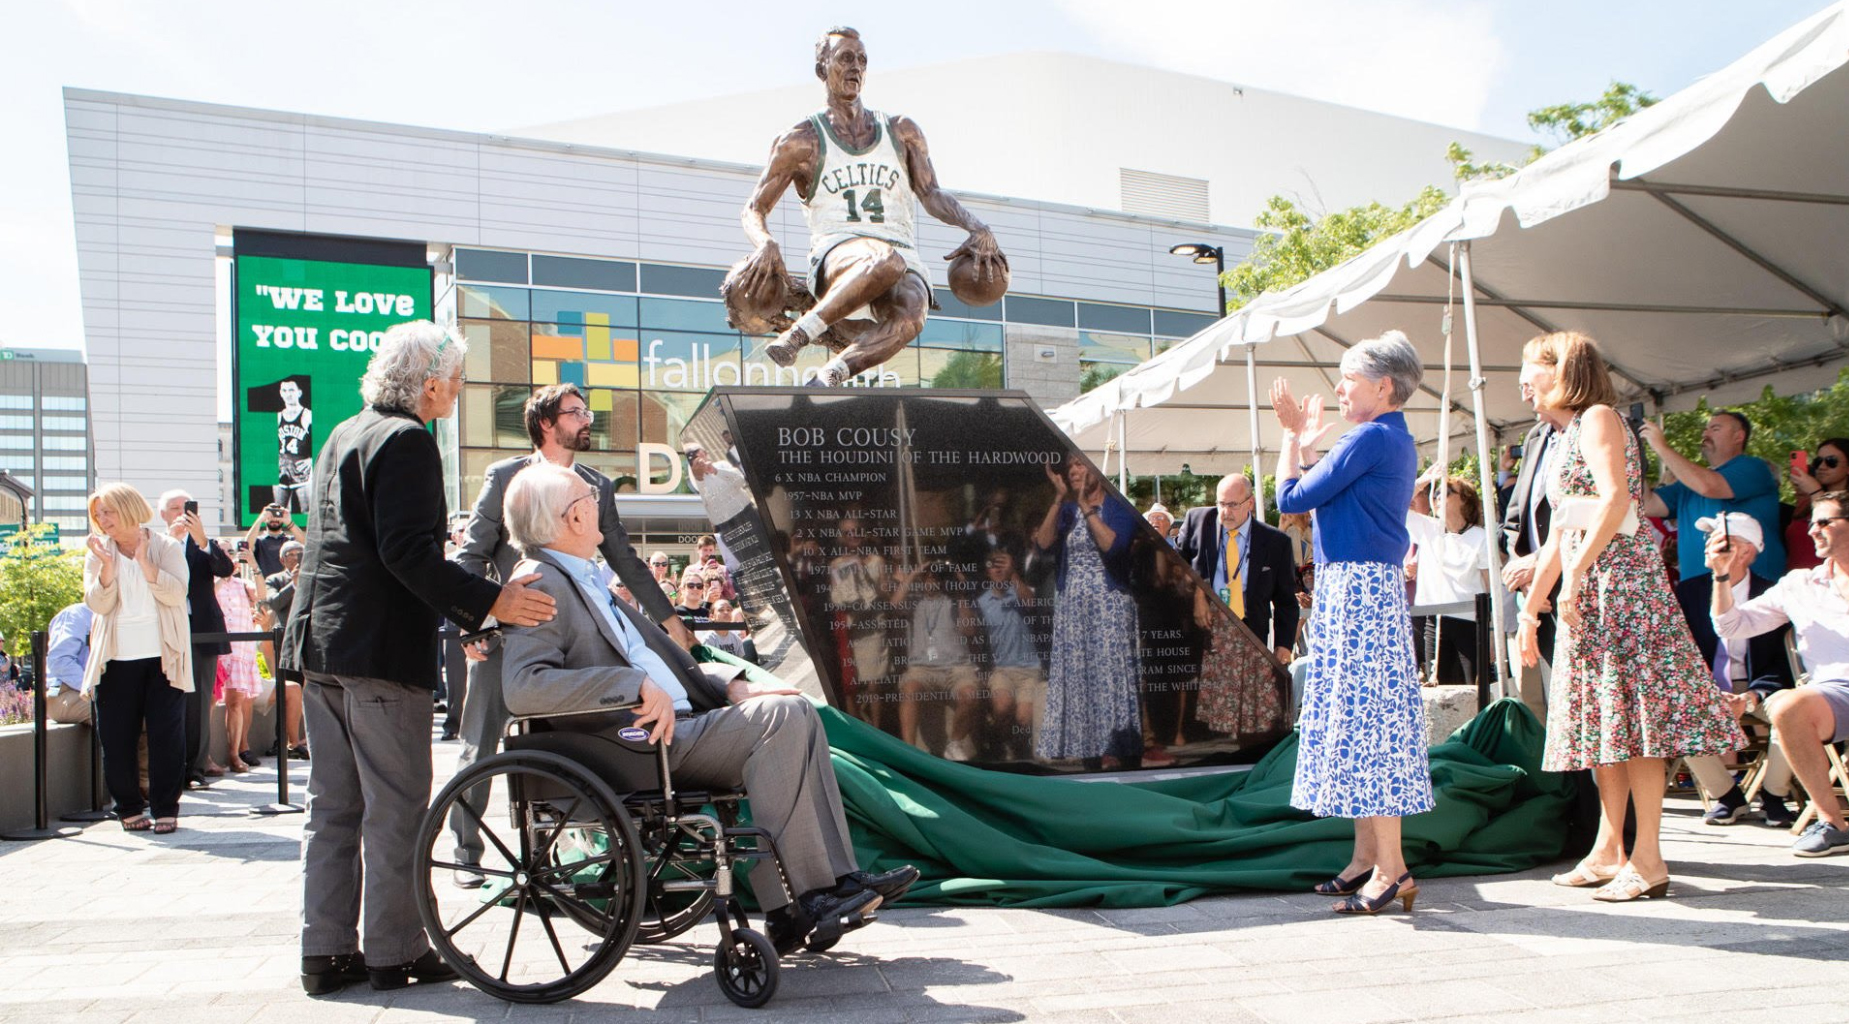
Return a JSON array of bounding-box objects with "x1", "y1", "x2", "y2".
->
[
  {"x1": 1719, "y1": 514, "x2": 1731, "y2": 553},
  {"x1": 1509, "y1": 444, "x2": 1523, "y2": 460},
  {"x1": 236, "y1": 539, "x2": 249, "y2": 552},
  {"x1": 1626, "y1": 402, "x2": 1646, "y2": 429},
  {"x1": 1793, "y1": 450, "x2": 1812, "y2": 477},
  {"x1": 183, "y1": 499, "x2": 199, "y2": 516}
]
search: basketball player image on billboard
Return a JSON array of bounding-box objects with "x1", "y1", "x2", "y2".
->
[
  {"x1": 724, "y1": 26, "x2": 1010, "y2": 387},
  {"x1": 274, "y1": 378, "x2": 313, "y2": 512}
]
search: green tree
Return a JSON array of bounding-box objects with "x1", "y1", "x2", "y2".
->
[
  {"x1": 1079, "y1": 362, "x2": 1128, "y2": 394},
  {"x1": 929, "y1": 350, "x2": 1003, "y2": 389},
  {"x1": 0, "y1": 528, "x2": 85, "y2": 658},
  {"x1": 1227, "y1": 82, "x2": 1660, "y2": 308}
]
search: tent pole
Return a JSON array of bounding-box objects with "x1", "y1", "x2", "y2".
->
[
  {"x1": 1457, "y1": 242, "x2": 1511, "y2": 698},
  {"x1": 1117, "y1": 411, "x2": 1129, "y2": 496},
  {"x1": 1245, "y1": 343, "x2": 1264, "y2": 516}
]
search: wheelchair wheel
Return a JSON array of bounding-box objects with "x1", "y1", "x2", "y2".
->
[
  {"x1": 634, "y1": 801, "x2": 739, "y2": 944},
  {"x1": 416, "y1": 751, "x2": 646, "y2": 1004},
  {"x1": 713, "y1": 927, "x2": 779, "y2": 1008}
]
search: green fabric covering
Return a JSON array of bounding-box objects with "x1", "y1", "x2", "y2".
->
[{"x1": 710, "y1": 650, "x2": 1577, "y2": 908}]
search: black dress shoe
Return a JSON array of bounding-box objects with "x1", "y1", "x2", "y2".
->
[
  {"x1": 368, "y1": 949, "x2": 458, "y2": 991},
  {"x1": 289, "y1": 745, "x2": 311, "y2": 761},
  {"x1": 767, "y1": 887, "x2": 880, "y2": 955},
  {"x1": 301, "y1": 953, "x2": 368, "y2": 995},
  {"x1": 241, "y1": 751, "x2": 260, "y2": 767},
  {"x1": 834, "y1": 865, "x2": 920, "y2": 904},
  {"x1": 439, "y1": 729, "x2": 458, "y2": 742}
]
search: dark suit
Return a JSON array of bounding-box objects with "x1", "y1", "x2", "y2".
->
[
  {"x1": 501, "y1": 549, "x2": 856, "y2": 909},
  {"x1": 1674, "y1": 573, "x2": 1795, "y2": 699},
  {"x1": 1174, "y1": 508, "x2": 1300, "y2": 652},
  {"x1": 1499, "y1": 422, "x2": 1560, "y2": 675},
  {"x1": 449, "y1": 451, "x2": 683, "y2": 865},
  {"x1": 180, "y1": 535, "x2": 234, "y2": 776}
]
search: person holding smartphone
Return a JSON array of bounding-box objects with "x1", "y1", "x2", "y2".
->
[
  {"x1": 158, "y1": 490, "x2": 234, "y2": 787},
  {"x1": 1787, "y1": 438, "x2": 1849, "y2": 572},
  {"x1": 245, "y1": 502, "x2": 306, "y2": 578}
]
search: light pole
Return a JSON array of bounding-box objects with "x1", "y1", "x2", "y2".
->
[{"x1": 1168, "y1": 242, "x2": 1263, "y2": 515}]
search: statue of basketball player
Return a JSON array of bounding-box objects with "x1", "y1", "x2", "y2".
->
[{"x1": 727, "y1": 26, "x2": 1008, "y2": 387}]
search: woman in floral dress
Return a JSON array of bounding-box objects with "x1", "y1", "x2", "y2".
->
[
  {"x1": 1033, "y1": 458, "x2": 1142, "y2": 768},
  {"x1": 1517, "y1": 331, "x2": 1744, "y2": 903}
]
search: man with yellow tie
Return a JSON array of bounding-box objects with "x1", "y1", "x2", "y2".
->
[{"x1": 1176, "y1": 474, "x2": 1301, "y2": 664}]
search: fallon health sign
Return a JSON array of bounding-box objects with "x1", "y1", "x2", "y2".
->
[{"x1": 233, "y1": 253, "x2": 432, "y2": 527}]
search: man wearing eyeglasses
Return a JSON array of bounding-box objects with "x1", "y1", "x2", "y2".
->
[
  {"x1": 445, "y1": 383, "x2": 697, "y2": 889},
  {"x1": 1642, "y1": 410, "x2": 1786, "y2": 583},
  {"x1": 1175, "y1": 474, "x2": 1300, "y2": 665},
  {"x1": 1711, "y1": 492, "x2": 1849, "y2": 857}
]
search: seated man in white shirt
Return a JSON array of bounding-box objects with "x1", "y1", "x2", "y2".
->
[
  {"x1": 497, "y1": 462, "x2": 918, "y2": 951},
  {"x1": 1711, "y1": 490, "x2": 1849, "y2": 857}
]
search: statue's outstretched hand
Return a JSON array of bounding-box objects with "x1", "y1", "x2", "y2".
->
[{"x1": 945, "y1": 229, "x2": 1007, "y2": 282}]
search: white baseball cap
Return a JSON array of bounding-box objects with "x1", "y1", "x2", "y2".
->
[{"x1": 1694, "y1": 511, "x2": 1764, "y2": 551}]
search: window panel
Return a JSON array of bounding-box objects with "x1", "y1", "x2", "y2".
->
[
  {"x1": 584, "y1": 389, "x2": 640, "y2": 451},
  {"x1": 42, "y1": 396, "x2": 86, "y2": 411},
  {"x1": 1003, "y1": 295, "x2": 1076, "y2": 328},
  {"x1": 42, "y1": 456, "x2": 86, "y2": 470},
  {"x1": 0, "y1": 434, "x2": 31, "y2": 450},
  {"x1": 1079, "y1": 331, "x2": 1153, "y2": 365},
  {"x1": 40, "y1": 435, "x2": 87, "y2": 450},
  {"x1": 1078, "y1": 302, "x2": 1152, "y2": 335},
  {"x1": 532, "y1": 256, "x2": 636, "y2": 293},
  {"x1": 637, "y1": 331, "x2": 743, "y2": 391},
  {"x1": 460, "y1": 449, "x2": 501, "y2": 511},
  {"x1": 0, "y1": 415, "x2": 30, "y2": 429},
  {"x1": 43, "y1": 474, "x2": 88, "y2": 490},
  {"x1": 639, "y1": 264, "x2": 726, "y2": 299},
  {"x1": 0, "y1": 396, "x2": 29, "y2": 409},
  {"x1": 921, "y1": 349, "x2": 1002, "y2": 389},
  {"x1": 1153, "y1": 309, "x2": 1215, "y2": 338},
  {"x1": 639, "y1": 297, "x2": 734, "y2": 334},
  {"x1": 42, "y1": 416, "x2": 88, "y2": 431},
  {"x1": 0, "y1": 455, "x2": 29, "y2": 470},
  {"x1": 532, "y1": 290, "x2": 637, "y2": 328},
  {"x1": 455, "y1": 249, "x2": 529, "y2": 285},
  {"x1": 458, "y1": 319, "x2": 530, "y2": 385},
  {"x1": 575, "y1": 451, "x2": 641, "y2": 494},
  {"x1": 43, "y1": 496, "x2": 88, "y2": 511},
  {"x1": 915, "y1": 319, "x2": 1004, "y2": 352},
  {"x1": 457, "y1": 283, "x2": 530, "y2": 321},
  {"x1": 639, "y1": 390, "x2": 706, "y2": 448}
]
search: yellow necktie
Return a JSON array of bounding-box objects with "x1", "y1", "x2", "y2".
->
[{"x1": 1223, "y1": 527, "x2": 1245, "y2": 618}]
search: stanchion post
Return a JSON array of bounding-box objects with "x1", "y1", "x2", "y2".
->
[
  {"x1": 252, "y1": 626, "x2": 302, "y2": 816},
  {"x1": 2, "y1": 631, "x2": 81, "y2": 840},
  {"x1": 1474, "y1": 593, "x2": 1494, "y2": 713}
]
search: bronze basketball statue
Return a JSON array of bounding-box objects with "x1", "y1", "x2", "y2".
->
[{"x1": 727, "y1": 26, "x2": 1009, "y2": 386}]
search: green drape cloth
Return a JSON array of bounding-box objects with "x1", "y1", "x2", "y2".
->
[{"x1": 707, "y1": 650, "x2": 1576, "y2": 908}]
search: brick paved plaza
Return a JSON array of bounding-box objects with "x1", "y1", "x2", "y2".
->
[{"x1": 3, "y1": 738, "x2": 1847, "y2": 1023}]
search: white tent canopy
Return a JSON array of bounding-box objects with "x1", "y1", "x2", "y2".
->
[{"x1": 1053, "y1": 2, "x2": 1849, "y2": 478}]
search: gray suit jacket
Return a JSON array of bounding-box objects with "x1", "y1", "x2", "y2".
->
[
  {"x1": 459, "y1": 453, "x2": 676, "y2": 625},
  {"x1": 501, "y1": 549, "x2": 737, "y2": 728}
]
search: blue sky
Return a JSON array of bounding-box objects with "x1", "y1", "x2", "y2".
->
[{"x1": 1, "y1": 0, "x2": 1832, "y2": 351}]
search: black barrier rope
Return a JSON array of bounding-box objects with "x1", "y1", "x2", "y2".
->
[
  {"x1": 191, "y1": 628, "x2": 302, "y2": 817},
  {"x1": 1, "y1": 631, "x2": 82, "y2": 841}
]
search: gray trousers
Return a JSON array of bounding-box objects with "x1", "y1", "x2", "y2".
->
[
  {"x1": 448, "y1": 647, "x2": 507, "y2": 865},
  {"x1": 300, "y1": 673, "x2": 433, "y2": 967},
  {"x1": 661, "y1": 694, "x2": 856, "y2": 911}
]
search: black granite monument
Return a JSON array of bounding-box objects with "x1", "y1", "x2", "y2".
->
[{"x1": 681, "y1": 388, "x2": 1290, "y2": 775}]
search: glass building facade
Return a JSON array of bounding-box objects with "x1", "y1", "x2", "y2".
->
[
  {"x1": 0, "y1": 349, "x2": 94, "y2": 540},
  {"x1": 446, "y1": 247, "x2": 1217, "y2": 530}
]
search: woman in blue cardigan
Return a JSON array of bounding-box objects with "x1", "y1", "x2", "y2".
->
[
  {"x1": 1272, "y1": 330, "x2": 1432, "y2": 915},
  {"x1": 1033, "y1": 456, "x2": 1142, "y2": 768}
]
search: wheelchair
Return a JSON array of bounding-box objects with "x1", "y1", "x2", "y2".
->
[{"x1": 413, "y1": 706, "x2": 792, "y2": 1006}]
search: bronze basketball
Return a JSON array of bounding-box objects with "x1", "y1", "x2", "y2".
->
[{"x1": 947, "y1": 252, "x2": 1009, "y2": 308}]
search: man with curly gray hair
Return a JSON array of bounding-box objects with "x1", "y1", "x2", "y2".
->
[{"x1": 282, "y1": 320, "x2": 560, "y2": 997}]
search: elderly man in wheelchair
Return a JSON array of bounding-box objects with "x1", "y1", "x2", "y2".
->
[{"x1": 413, "y1": 461, "x2": 915, "y2": 1005}]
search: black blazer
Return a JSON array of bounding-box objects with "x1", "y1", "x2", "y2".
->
[
  {"x1": 182, "y1": 536, "x2": 235, "y2": 655},
  {"x1": 1499, "y1": 421, "x2": 1556, "y2": 561},
  {"x1": 459, "y1": 452, "x2": 677, "y2": 625},
  {"x1": 1674, "y1": 572, "x2": 1795, "y2": 700},
  {"x1": 1174, "y1": 508, "x2": 1300, "y2": 651},
  {"x1": 281, "y1": 406, "x2": 503, "y2": 690}
]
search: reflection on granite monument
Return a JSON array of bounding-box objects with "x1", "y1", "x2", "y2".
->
[{"x1": 681, "y1": 388, "x2": 1289, "y2": 775}]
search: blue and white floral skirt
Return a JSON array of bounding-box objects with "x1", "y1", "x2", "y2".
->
[{"x1": 1292, "y1": 560, "x2": 1435, "y2": 819}]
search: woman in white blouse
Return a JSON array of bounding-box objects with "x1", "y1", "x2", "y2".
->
[
  {"x1": 1406, "y1": 471, "x2": 1491, "y2": 685},
  {"x1": 82, "y1": 484, "x2": 193, "y2": 834}
]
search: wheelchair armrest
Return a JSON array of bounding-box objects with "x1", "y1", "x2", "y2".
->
[{"x1": 506, "y1": 702, "x2": 642, "y2": 738}]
